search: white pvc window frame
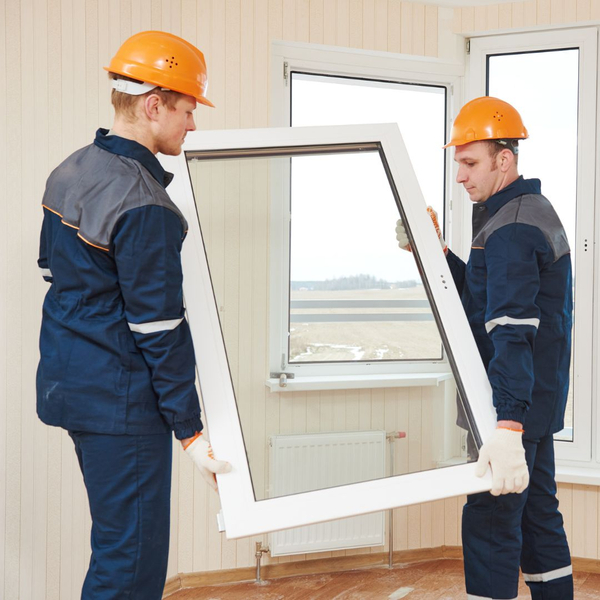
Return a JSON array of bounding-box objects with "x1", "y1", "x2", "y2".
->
[
  {"x1": 468, "y1": 28, "x2": 597, "y2": 465},
  {"x1": 269, "y1": 42, "x2": 466, "y2": 385},
  {"x1": 160, "y1": 124, "x2": 496, "y2": 539}
]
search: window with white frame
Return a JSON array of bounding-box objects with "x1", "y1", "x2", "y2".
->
[
  {"x1": 270, "y1": 43, "x2": 463, "y2": 382},
  {"x1": 160, "y1": 124, "x2": 498, "y2": 539},
  {"x1": 468, "y1": 29, "x2": 597, "y2": 464}
]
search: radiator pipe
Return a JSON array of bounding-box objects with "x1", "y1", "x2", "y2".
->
[
  {"x1": 255, "y1": 542, "x2": 270, "y2": 584},
  {"x1": 387, "y1": 431, "x2": 406, "y2": 568}
]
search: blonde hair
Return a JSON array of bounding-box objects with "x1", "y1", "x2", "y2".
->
[{"x1": 108, "y1": 73, "x2": 184, "y2": 121}]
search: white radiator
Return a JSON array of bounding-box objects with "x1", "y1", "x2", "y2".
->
[{"x1": 269, "y1": 430, "x2": 386, "y2": 556}]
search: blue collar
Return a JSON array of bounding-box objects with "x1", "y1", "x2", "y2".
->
[
  {"x1": 93, "y1": 128, "x2": 174, "y2": 188},
  {"x1": 481, "y1": 176, "x2": 542, "y2": 217}
]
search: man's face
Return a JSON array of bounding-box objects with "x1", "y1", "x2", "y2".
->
[
  {"x1": 155, "y1": 95, "x2": 197, "y2": 156},
  {"x1": 454, "y1": 141, "x2": 503, "y2": 203}
]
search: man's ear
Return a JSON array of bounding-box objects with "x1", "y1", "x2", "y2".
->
[
  {"x1": 498, "y1": 148, "x2": 515, "y2": 172},
  {"x1": 142, "y1": 93, "x2": 162, "y2": 122}
]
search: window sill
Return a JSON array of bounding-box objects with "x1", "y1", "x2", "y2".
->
[
  {"x1": 266, "y1": 372, "x2": 454, "y2": 392},
  {"x1": 556, "y1": 465, "x2": 600, "y2": 486}
]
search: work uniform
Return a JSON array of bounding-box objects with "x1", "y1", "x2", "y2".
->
[
  {"x1": 37, "y1": 129, "x2": 203, "y2": 599},
  {"x1": 447, "y1": 176, "x2": 573, "y2": 600}
]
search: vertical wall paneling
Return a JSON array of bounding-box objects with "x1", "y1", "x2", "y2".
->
[
  {"x1": 323, "y1": 0, "x2": 336, "y2": 45},
  {"x1": 486, "y1": 4, "x2": 499, "y2": 30},
  {"x1": 498, "y1": 3, "x2": 512, "y2": 28},
  {"x1": 551, "y1": 0, "x2": 565, "y2": 23},
  {"x1": 537, "y1": 0, "x2": 551, "y2": 24},
  {"x1": 19, "y1": 0, "x2": 36, "y2": 595},
  {"x1": 349, "y1": 0, "x2": 362, "y2": 48},
  {"x1": 5, "y1": 0, "x2": 22, "y2": 596},
  {"x1": 572, "y1": 485, "x2": 586, "y2": 559},
  {"x1": 296, "y1": 0, "x2": 310, "y2": 42},
  {"x1": 511, "y1": 2, "x2": 525, "y2": 28},
  {"x1": 577, "y1": 0, "x2": 591, "y2": 21},
  {"x1": 473, "y1": 5, "x2": 487, "y2": 31},
  {"x1": 564, "y1": 0, "x2": 577, "y2": 22},
  {"x1": 411, "y1": 3, "x2": 425, "y2": 55},
  {"x1": 592, "y1": 0, "x2": 600, "y2": 19},
  {"x1": 424, "y1": 5, "x2": 437, "y2": 57},
  {"x1": 400, "y1": 2, "x2": 412, "y2": 54},
  {"x1": 362, "y1": 0, "x2": 375, "y2": 51},
  {"x1": 336, "y1": 0, "x2": 350, "y2": 47},
  {"x1": 0, "y1": 0, "x2": 7, "y2": 587},
  {"x1": 461, "y1": 7, "x2": 474, "y2": 33},
  {"x1": 374, "y1": 0, "x2": 388, "y2": 52},
  {"x1": 310, "y1": 0, "x2": 324, "y2": 44},
  {"x1": 388, "y1": 0, "x2": 401, "y2": 54}
]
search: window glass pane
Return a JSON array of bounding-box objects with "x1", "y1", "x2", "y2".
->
[
  {"x1": 289, "y1": 151, "x2": 441, "y2": 363},
  {"x1": 487, "y1": 49, "x2": 578, "y2": 441},
  {"x1": 291, "y1": 73, "x2": 446, "y2": 363},
  {"x1": 186, "y1": 146, "x2": 478, "y2": 502}
]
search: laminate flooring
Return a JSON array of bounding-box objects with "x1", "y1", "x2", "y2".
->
[{"x1": 165, "y1": 558, "x2": 600, "y2": 599}]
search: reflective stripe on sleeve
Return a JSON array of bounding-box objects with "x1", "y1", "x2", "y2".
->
[
  {"x1": 522, "y1": 564, "x2": 572, "y2": 583},
  {"x1": 128, "y1": 318, "x2": 183, "y2": 334},
  {"x1": 40, "y1": 267, "x2": 52, "y2": 278},
  {"x1": 485, "y1": 316, "x2": 540, "y2": 333}
]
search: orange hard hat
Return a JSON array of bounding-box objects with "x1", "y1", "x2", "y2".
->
[
  {"x1": 104, "y1": 30, "x2": 214, "y2": 107},
  {"x1": 444, "y1": 96, "x2": 528, "y2": 148}
]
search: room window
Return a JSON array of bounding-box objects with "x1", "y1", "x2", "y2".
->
[
  {"x1": 270, "y1": 44, "x2": 463, "y2": 383},
  {"x1": 468, "y1": 28, "x2": 597, "y2": 463}
]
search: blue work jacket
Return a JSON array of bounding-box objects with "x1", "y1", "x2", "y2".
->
[
  {"x1": 447, "y1": 176, "x2": 572, "y2": 440},
  {"x1": 36, "y1": 129, "x2": 203, "y2": 439}
]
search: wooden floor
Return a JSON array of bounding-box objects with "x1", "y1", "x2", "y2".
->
[{"x1": 166, "y1": 559, "x2": 600, "y2": 599}]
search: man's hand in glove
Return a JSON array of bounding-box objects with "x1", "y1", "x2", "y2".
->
[
  {"x1": 395, "y1": 206, "x2": 448, "y2": 255},
  {"x1": 475, "y1": 425, "x2": 529, "y2": 496},
  {"x1": 182, "y1": 432, "x2": 232, "y2": 491}
]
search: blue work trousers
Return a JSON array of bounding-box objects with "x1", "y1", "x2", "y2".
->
[
  {"x1": 463, "y1": 434, "x2": 572, "y2": 600},
  {"x1": 70, "y1": 431, "x2": 172, "y2": 600}
]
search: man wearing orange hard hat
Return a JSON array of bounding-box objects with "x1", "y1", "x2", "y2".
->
[
  {"x1": 397, "y1": 97, "x2": 573, "y2": 600},
  {"x1": 36, "y1": 31, "x2": 230, "y2": 599}
]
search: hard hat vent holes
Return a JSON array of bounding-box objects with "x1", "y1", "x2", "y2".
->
[
  {"x1": 165, "y1": 56, "x2": 179, "y2": 68},
  {"x1": 493, "y1": 111, "x2": 504, "y2": 121}
]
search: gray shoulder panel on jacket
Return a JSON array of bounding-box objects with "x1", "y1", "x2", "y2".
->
[
  {"x1": 42, "y1": 144, "x2": 188, "y2": 250},
  {"x1": 472, "y1": 194, "x2": 570, "y2": 262}
]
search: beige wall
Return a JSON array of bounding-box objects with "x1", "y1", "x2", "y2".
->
[{"x1": 2, "y1": 1, "x2": 600, "y2": 598}]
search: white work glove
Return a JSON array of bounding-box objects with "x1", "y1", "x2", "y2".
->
[
  {"x1": 184, "y1": 433, "x2": 232, "y2": 491},
  {"x1": 475, "y1": 428, "x2": 529, "y2": 496},
  {"x1": 395, "y1": 206, "x2": 447, "y2": 254}
]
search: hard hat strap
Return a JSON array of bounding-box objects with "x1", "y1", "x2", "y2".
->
[
  {"x1": 111, "y1": 78, "x2": 169, "y2": 96},
  {"x1": 495, "y1": 139, "x2": 520, "y2": 155}
]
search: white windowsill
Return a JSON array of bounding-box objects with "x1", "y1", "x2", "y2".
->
[
  {"x1": 266, "y1": 372, "x2": 454, "y2": 392},
  {"x1": 556, "y1": 465, "x2": 600, "y2": 486}
]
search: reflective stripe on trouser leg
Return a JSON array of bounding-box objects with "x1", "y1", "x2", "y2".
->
[
  {"x1": 467, "y1": 595, "x2": 517, "y2": 600},
  {"x1": 520, "y1": 434, "x2": 573, "y2": 600},
  {"x1": 69, "y1": 431, "x2": 172, "y2": 600}
]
